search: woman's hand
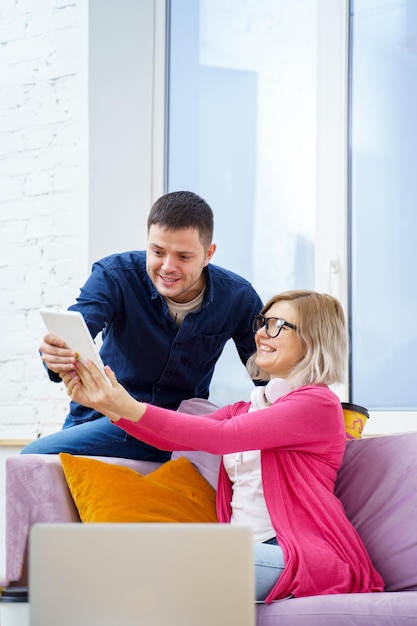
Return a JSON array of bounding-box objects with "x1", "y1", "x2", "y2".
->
[{"x1": 62, "y1": 359, "x2": 144, "y2": 423}]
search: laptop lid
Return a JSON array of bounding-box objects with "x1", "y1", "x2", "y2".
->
[{"x1": 29, "y1": 523, "x2": 255, "y2": 626}]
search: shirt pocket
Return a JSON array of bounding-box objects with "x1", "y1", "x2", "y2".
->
[{"x1": 186, "y1": 331, "x2": 232, "y2": 369}]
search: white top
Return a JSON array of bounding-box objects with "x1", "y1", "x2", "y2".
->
[
  {"x1": 222, "y1": 379, "x2": 291, "y2": 542},
  {"x1": 223, "y1": 449, "x2": 275, "y2": 543}
]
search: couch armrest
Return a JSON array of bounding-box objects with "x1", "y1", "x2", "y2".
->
[
  {"x1": 335, "y1": 432, "x2": 417, "y2": 592},
  {"x1": 5, "y1": 454, "x2": 161, "y2": 584}
]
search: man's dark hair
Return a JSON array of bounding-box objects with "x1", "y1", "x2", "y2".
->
[{"x1": 147, "y1": 191, "x2": 214, "y2": 248}]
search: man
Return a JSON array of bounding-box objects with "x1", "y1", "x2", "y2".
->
[{"x1": 22, "y1": 191, "x2": 263, "y2": 461}]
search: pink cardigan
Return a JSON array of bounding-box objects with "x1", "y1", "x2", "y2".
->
[{"x1": 116, "y1": 385, "x2": 384, "y2": 601}]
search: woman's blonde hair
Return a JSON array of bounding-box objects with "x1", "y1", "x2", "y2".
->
[{"x1": 246, "y1": 290, "x2": 348, "y2": 388}]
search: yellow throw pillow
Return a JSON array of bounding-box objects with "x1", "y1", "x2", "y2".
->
[{"x1": 59, "y1": 453, "x2": 217, "y2": 523}]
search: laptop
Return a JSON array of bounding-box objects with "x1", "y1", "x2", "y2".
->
[{"x1": 29, "y1": 523, "x2": 255, "y2": 626}]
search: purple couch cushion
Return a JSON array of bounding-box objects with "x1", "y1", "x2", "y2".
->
[
  {"x1": 335, "y1": 432, "x2": 417, "y2": 592},
  {"x1": 172, "y1": 398, "x2": 222, "y2": 489}
]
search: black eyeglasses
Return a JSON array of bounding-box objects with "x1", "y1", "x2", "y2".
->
[{"x1": 252, "y1": 314, "x2": 297, "y2": 338}]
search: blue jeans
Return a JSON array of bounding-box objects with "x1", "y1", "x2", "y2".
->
[
  {"x1": 21, "y1": 416, "x2": 172, "y2": 462},
  {"x1": 254, "y1": 538, "x2": 285, "y2": 601}
]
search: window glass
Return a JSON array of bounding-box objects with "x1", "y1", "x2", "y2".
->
[
  {"x1": 350, "y1": 0, "x2": 417, "y2": 409},
  {"x1": 168, "y1": 0, "x2": 319, "y2": 404}
]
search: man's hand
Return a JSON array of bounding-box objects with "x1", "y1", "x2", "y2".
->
[{"x1": 39, "y1": 333, "x2": 77, "y2": 375}]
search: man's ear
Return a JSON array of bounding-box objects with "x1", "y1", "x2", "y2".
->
[{"x1": 204, "y1": 243, "x2": 217, "y2": 265}]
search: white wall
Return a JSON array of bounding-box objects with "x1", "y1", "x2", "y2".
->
[{"x1": 0, "y1": 0, "x2": 89, "y2": 442}]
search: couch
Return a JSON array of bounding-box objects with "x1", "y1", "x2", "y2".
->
[{"x1": 5, "y1": 430, "x2": 417, "y2": 625}]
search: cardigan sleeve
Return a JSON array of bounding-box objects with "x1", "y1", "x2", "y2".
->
[
  {"x1": 115, "y1": 386, "x2": 345, "y2": 456},
  {"x1": 115, "y1": 402, "x2": 241, "y2": 452}
]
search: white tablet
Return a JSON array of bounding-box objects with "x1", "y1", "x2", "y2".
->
[{"x1": 40, "y1": 308, "x2": 110, "y2": 384}]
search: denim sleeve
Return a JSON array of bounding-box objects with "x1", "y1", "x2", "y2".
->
[{"x1": 67, "y1": 258, "x2": 123, "y2": 338}]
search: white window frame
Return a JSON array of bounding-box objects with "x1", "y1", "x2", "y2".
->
[
  {"x1": 316, "y1": 0, "x2": 350, "y2": 404},
  {"x1": 88, "y1": 0, "x2": 167, "y2": 264}
]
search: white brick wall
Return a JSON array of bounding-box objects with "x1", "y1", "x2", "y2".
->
[{"x1": 0, "y1": 0, "x2": 89, "y2": 440}]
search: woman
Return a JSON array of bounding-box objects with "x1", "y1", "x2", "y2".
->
[{"x1": 63, "y1": 290, "x2": 384, "y2": 602}]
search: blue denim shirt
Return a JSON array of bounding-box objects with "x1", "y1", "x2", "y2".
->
[{"x1": 49, "y1": 251, "x2": 263, "y2": 425}]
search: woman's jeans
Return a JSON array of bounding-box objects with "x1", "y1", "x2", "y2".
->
[{"x1": 254, "y1": 537, "x2": 285, "y2": 601}]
